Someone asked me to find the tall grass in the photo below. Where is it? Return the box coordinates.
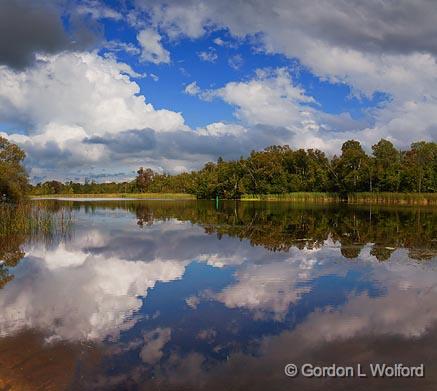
[31,193,196,200]
[347,192,437,205]
[241,192,437,205]
[0,202,73,237]
[241,192,340,203]
[29,192,437,205]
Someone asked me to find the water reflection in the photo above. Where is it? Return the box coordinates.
[0,235,25,289]
[0,200,436,390]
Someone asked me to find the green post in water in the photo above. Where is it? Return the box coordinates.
[216,194,219,209]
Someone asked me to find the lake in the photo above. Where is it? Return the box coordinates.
[1,200,437,390]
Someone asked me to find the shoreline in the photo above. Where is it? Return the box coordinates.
[241,192,437,205]
[30,193,196,200]
[29,192,437,205]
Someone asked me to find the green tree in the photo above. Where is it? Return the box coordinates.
[372,139,402,192]
[243,147,288,194]
[193,162,221,199]
[334,140,371,192]
[0,136,28,202]
[402,141,437,192]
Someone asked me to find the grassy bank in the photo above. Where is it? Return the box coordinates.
[31,193,196,200]
[29,192,437,205]
[241,192,437,205]
[241,192,340,203]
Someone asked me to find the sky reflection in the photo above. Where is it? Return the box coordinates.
[0,201,436,390]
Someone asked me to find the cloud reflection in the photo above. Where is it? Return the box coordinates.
[1,204,437,390]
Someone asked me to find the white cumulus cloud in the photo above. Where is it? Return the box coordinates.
[137,29,171,64]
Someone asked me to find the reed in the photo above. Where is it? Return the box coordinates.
[0,202,73,237]
[241,192,437,205]
[29,192,437,205]
[31,193,196,200]
[347,192,437,205]
[241,192,340,203]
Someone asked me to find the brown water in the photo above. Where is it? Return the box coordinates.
[0,200,437,390]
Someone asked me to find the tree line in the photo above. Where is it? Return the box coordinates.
[25,138,437,199]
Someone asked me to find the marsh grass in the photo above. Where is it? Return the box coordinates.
[241,192,340,203]
[0,202,73,237]
[241,192,437,205]
[0,202,73,290]
[31,193,196,200]
[29,192,437,205]
[347,192,437,205]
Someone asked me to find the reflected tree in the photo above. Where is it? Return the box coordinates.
[108,200,437,261]
[0,235,25,289]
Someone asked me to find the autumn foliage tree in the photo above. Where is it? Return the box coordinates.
[136,167,155,192]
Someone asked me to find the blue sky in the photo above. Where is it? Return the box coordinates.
[100,18,383,128]
[0,0,436,181]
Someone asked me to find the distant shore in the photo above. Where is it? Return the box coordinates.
[29,192,437,205]
[30,193,196,200]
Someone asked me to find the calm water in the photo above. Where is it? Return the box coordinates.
[1,200,437,390]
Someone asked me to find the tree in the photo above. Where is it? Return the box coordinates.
[136,167,155,192]
[243,147,289,194]
[25,138,437,199]
[334,140,371,192]
[372,139,401,192]
[402,142,437,192]
[0,136,28,202]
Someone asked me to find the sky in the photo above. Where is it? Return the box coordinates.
[0,0,436,183]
